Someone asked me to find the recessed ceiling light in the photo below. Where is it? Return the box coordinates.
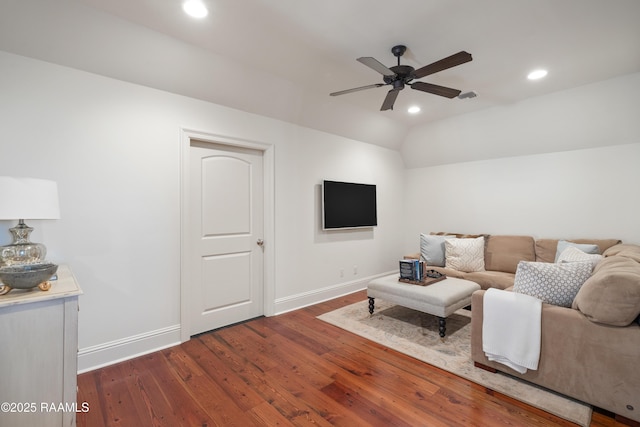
[408,106,421,114]
[183,0,208,18]
[527,69,548,80]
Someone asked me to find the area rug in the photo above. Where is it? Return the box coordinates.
[318,300,592,427]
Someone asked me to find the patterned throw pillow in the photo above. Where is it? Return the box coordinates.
[513,261,593,307]
[557,246,603,269]
[554,240,599,262]
[445,236,485,272]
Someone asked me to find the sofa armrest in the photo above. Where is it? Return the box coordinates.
[471,289,640,422]
[404,252,420,260]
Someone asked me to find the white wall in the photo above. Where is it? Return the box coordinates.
[403,143,640,250]
[273,128,405,312]
[0,51,405,371]
[402,71,640,252]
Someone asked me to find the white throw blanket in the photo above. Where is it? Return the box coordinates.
[482,288,542,374]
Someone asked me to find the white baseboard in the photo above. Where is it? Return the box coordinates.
[78,271,395,373]
[77,324,181,374]
[273,270,395,315]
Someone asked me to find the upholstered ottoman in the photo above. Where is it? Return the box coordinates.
[367,273,481,337]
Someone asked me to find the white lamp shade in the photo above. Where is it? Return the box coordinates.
[0,177,60,220]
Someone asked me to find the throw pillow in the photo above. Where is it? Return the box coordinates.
[554,240,599,262]
[557,246,603,269]
[513,261,593,307]
[603,243,640,263]
[445,236,485,273]
[420,234,452,267]
[572,256,640,326]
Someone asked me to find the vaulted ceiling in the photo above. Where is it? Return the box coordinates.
[1,0,639,150]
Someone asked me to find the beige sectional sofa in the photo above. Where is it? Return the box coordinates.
[408,233,640,424]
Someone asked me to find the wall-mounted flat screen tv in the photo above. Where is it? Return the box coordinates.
[322,180,377,230]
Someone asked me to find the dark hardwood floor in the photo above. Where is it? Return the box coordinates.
[77,290,627,427]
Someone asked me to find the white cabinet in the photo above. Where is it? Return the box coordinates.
[0,265,82,427]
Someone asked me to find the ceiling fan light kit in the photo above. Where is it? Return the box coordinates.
[330,45,473,111]
[458,90,478,99]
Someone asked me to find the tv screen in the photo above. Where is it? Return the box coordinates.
[322,180,377,230]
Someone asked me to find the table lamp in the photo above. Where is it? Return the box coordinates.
[0,177,60,266]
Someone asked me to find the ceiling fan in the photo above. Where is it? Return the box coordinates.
[330,45,472,111]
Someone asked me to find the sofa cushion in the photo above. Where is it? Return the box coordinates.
[445,237,485,273]
[484,235,535,273]
[513,261,593,307]
[419,233,453,267]
[557,246,603,269]
[572,254,640,326]
[463,270,516,290]
[535,239,560,263]
[574,238,621,254]
[535,238,622,263]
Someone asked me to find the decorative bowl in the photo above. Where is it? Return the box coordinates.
[0,263,58,290]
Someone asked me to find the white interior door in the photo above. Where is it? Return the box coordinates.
[188,140,264,336]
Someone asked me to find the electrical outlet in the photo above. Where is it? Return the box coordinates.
[353,265,358,275]
[340,269,344,278]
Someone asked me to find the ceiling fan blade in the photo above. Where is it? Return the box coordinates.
[357,57,396,77]
[381,89,401,111]
[411,82,461,98]
[413,51,472,79]
[330,83,385,96]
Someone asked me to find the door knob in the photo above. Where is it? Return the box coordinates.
[257,239,264,247]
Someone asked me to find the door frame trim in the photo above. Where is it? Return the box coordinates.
[179,128,275,342]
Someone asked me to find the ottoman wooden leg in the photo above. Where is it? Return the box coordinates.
[438,317,446,337]
[368,297,375,315]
